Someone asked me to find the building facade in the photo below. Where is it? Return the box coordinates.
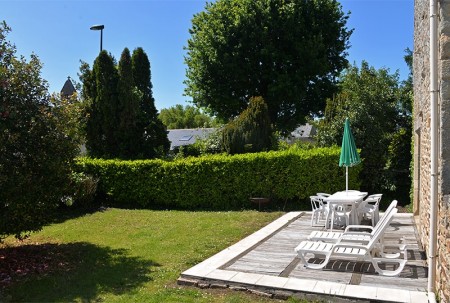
[414,0,450,301]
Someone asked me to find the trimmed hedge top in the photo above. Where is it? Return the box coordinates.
[75,147,361,210]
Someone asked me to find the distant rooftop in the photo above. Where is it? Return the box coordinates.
[167,128,216,150]
[167,124,316,150]
[287,123,316,143]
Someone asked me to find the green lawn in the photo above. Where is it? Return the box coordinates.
[0,209,310,302]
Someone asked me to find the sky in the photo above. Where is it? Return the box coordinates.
[1,0,413,111]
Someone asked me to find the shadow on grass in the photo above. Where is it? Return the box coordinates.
[0,242,159,302]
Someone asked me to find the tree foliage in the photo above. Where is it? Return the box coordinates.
[84,50,121,158]
[185,0,352,133]
[80,47,169,159]
[159,104,218,129]
[222,96,273,154]
[385,48,413,202]
[316,61,412,203]
[50,89,87,150]
[131,48,170,158]
[0,21,77,239]
[117,48,141,158]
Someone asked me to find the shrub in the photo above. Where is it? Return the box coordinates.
[0,22,78,240]
[63,172,99,207]
[222,96,272,154]
[74,147,361,210]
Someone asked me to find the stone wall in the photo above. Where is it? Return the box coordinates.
[414,0,431,248]
[414,0,450,302]
[438,2,450,300]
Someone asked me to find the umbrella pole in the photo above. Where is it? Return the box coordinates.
[346,166,348,192]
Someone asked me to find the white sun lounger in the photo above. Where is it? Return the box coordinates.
[308,200,398,244]
[295,208,408,276]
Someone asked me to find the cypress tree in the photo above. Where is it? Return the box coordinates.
[117,47,140,158]
[131,47,169,158]
[83,62,102,157]
[86,51,120,158]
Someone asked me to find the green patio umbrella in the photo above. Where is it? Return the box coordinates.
[339,118,361,192]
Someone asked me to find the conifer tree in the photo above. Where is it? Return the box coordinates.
[222,96,272,154]
[117,48,140,158]
[82,48,169,159]
[131,47,169,157]
[85,50,120,158]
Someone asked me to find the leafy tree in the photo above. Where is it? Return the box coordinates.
[185,0,352,133]
[131,47,170,158]
[0,21,77,239]
[50,77,90,152]
[316,61,410,201]
[222,96,272,154]
[384,49,413,203]
[159,104,218,129]
[50,91,86,149]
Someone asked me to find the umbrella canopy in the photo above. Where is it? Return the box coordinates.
[339,118,361,191]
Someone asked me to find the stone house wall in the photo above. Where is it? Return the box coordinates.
[414,0,450,301]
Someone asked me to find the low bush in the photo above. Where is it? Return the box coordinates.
[62,172,99,208]
[75,147,361,210]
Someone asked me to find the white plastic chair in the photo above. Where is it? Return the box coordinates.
[315,193,331,227]
[329,203,352,231]
[310,196,328,227]
[359,194,383,226]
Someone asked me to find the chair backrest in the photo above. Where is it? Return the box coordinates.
[317,193,331,197]
[365,194,382,206]
[367,207,398,249]
[310,196,324,211]
[369,200,397,235]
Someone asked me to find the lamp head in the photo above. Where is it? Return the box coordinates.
[90,24,104,31]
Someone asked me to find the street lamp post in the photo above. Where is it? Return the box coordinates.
[90,24,105,52]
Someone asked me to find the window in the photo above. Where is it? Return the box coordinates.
[179,135,193,141]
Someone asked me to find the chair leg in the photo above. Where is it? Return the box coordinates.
[330,211,336,232]
[370,245,408,276]
[325,210,331,229]
[299,252,331,270]
[374,210,380,225]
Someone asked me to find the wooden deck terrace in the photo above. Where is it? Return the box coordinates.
[178,212,430,303]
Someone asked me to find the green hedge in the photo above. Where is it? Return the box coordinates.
[75,147,362,210]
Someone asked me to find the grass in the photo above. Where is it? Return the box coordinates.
[0,208,312,302]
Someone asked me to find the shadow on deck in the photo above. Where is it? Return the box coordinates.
[178,212,430,303]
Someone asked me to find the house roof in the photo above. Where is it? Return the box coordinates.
[167,128,216,150]
[288,123,316,141]
[61,77,76,97]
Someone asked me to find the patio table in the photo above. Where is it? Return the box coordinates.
[323,191,368,231]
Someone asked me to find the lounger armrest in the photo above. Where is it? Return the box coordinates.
[383,243,408,251]
[344,225,374,233]
[380,244,409,259]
